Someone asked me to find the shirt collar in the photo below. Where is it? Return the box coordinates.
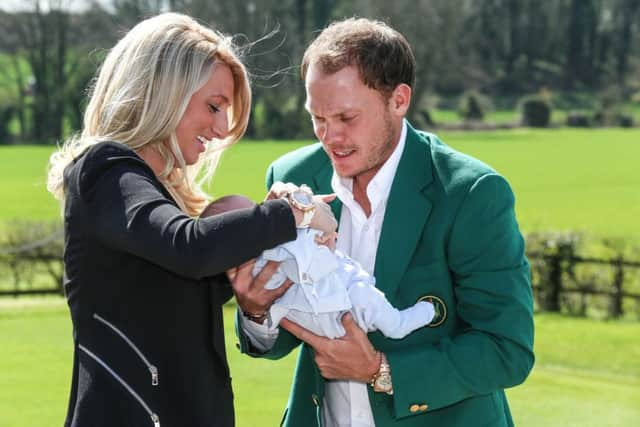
[331,119,407,210]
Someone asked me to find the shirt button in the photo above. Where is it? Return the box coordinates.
[419,404,428,412]
[409,404,420,413]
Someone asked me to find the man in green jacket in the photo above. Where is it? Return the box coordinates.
[236,17,534,427]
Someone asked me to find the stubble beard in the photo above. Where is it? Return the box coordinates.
[350,109,396,182]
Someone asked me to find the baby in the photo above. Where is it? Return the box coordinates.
[202,195,436,339]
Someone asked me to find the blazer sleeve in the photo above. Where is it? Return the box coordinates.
[389,173,535,417]
[71,145,297,280]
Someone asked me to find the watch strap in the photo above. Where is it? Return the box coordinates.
[298,207,315,228]
[370,352,393,394]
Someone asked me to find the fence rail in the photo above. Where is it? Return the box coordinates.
[2,227,640,320]
[528,251,640,318]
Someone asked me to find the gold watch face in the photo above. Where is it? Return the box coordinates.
[375,372,393,392]
[290,190,314,210]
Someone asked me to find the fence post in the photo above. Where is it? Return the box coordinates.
[609,256,624,319]
[543,253,562,312]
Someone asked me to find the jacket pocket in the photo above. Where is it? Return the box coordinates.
[93,313,159,386]
[78,343,160,427]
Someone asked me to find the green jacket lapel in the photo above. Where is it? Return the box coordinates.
[374,124,434,298]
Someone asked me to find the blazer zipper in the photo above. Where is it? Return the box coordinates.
[93,313,159,386]
[78,344,160,427]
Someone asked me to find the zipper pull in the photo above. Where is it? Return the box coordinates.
[151,413,160,427]
[150,366,159,386]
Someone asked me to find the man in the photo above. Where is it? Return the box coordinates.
[235,17,534,427]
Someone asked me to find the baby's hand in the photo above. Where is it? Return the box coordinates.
[314,231,338,251]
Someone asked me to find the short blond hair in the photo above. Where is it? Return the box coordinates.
[47,12,251,216]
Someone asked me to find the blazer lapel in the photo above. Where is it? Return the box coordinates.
[374,124,434,298]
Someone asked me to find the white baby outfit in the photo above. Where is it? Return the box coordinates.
[253,228,434,339]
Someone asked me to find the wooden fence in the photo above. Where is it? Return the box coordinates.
[1,227,640,319]
[529,252,640,319]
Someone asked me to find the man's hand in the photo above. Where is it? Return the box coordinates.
[280,313,380,382]
[231,260,293,323]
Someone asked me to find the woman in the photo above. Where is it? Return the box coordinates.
[47,13,332,427]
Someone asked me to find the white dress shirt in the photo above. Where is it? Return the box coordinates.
[321,121,407,427]
[242,120,409,426]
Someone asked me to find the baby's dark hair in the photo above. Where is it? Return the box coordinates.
[200,195,256,218]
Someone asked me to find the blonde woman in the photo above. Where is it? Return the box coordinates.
[47,13,333,427]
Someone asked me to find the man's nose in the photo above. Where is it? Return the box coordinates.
[320,122,343,144]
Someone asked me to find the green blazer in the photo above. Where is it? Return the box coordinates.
[237,122,534,427]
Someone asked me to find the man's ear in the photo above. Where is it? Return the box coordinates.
[389,83,412,117]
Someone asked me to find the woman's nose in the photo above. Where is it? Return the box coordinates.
[213,111,230,139]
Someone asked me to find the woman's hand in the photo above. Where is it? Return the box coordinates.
[265,181,338,232]
[309,196,338,233]
[230,259,293,323]
[265,181,299,200]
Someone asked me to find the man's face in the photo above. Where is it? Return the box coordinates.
[305,65,408,186]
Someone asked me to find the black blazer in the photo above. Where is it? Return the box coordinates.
[62,142,296,427]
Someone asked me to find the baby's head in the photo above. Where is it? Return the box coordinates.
[202,194,338,252]
[200,195,256,218]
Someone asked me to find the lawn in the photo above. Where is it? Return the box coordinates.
[2,129,638,239]
[0,298,638,427]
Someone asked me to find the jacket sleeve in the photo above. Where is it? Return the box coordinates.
[389,173,535,418]
[73,147,297,280]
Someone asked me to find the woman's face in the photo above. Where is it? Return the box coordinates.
[175,63,235,165]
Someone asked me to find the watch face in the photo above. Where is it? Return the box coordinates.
[376,373,392,392]
[292,190,313,207]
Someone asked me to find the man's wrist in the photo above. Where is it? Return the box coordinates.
[370,352,393,395]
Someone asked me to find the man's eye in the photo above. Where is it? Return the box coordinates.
[208,104,220,113]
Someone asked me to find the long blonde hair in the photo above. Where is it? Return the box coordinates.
[47,13,251,216]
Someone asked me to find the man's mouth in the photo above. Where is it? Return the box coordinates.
[332,149,355,158]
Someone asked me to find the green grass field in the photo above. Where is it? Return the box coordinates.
[1,298,638,427]
[2,129,638,239]
[1,129,639,426]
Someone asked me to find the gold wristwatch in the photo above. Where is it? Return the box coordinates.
[370,352,393,395]
[286,184,316,228]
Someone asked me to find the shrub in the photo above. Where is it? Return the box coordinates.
[592,110,635,128]
[457,90,492,121]
[566,112,591,127]
[0,221,63,295]
[519,94,552,127]
[618,114,635,128]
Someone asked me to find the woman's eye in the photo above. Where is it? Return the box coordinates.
[208,104,220,113]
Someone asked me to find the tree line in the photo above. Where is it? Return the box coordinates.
[1,0,639,143]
